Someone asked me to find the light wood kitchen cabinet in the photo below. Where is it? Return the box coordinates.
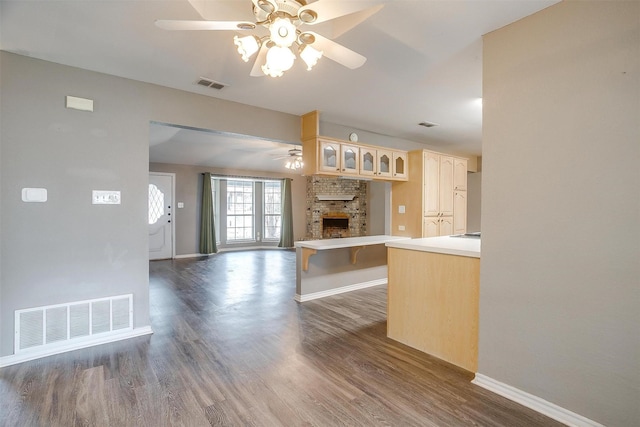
[392,152,408,180]
[392,149,469,237]
[453,191,467,235]
[317,139,360,175]
[454,157,468,191]
[423,215,453,237]
[303,136,408,181]
[300,110,407,182]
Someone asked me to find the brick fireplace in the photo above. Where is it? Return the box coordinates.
[305,176,368,240]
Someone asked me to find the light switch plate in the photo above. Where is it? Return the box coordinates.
[398,205,406,214]
[92,190,121,205]
[177,202,184,208]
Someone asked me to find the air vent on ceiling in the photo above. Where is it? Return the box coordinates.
[196,77,226,90]
[419,121,439,128]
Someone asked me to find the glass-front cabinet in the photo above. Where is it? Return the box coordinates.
[319,140,341,173]
[360,147,376,176]
[340,144,359,175]
[311,138,407,181]
[377,150,393,178]
[393,152,408,179]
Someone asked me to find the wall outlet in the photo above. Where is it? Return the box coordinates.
[177,202,184,208]
[398,225,405,231]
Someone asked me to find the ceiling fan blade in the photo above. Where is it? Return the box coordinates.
[306,32,366,69]
[155,20,253,31]
[320,4,385,38]
[298,1,383,25]
[188,0,255,21]
[250,44,269,77]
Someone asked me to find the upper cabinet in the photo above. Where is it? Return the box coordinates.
[454,158,468,191]
[300,111,408,182]
[318,140,360,175]
[358,147,406,180]
[392,149,469,238]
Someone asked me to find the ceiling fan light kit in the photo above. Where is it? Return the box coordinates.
[156,0,383,78]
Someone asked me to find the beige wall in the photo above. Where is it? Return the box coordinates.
[481,2,639,426]
[149,163,306,255]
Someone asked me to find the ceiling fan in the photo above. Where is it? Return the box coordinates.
[155,0,384,77]
[273,147,304,169]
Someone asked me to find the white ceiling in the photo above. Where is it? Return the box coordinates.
[1,0,559,171]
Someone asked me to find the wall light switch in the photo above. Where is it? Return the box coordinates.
[92,190,121,205]
[22,188,47,202]
[398,225,406,231]
[398,205,406,214]
[177,202,184,208]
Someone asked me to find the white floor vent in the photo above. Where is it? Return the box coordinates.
[15,294,133,353]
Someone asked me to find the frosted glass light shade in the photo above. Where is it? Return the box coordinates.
[262,45,295,77]
[300,44,323,70]
[233,35,260,62]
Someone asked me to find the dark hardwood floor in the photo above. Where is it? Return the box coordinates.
[1,250,562,426]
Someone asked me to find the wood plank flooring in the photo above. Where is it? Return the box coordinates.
[0,250,563,426]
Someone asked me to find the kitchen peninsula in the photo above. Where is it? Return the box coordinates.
[295,235,407,302]
[385,235,481,372]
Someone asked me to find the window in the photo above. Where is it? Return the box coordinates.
[263,181,282,240]
[226,180,254,241]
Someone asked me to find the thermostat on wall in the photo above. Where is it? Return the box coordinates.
[22,188,48,202]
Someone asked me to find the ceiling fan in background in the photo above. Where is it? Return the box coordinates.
[272,147,304,170]
[156,0,384,77]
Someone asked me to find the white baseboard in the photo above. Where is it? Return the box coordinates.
[0,326,154,368]
[472,374,604,427]
[173,246,289,259]
[295,279,387,302]
[173,253,204,259]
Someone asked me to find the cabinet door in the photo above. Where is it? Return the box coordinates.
[360,147,376,176]
[440,216,454,236]
[376,149,392,178]
[453,191,467,235]
[392,152,408,180]
[340,143,359,175]
[423,152,440,217]
[319,140,341,173]
[454,158,468,191]
[423,217,440,237]
[439,156,454,217]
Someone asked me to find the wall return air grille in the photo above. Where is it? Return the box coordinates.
[15,294,133,353]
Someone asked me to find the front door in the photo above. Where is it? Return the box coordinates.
[149,173,174,260]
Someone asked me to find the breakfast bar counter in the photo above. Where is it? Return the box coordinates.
[385,235,481,372]
[294,235,407,302]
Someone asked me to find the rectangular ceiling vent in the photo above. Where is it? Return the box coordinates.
[419,121,439,128]
[196,77,226,90]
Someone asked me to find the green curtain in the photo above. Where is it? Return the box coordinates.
[199,173,218,254]
[278,178,294,248]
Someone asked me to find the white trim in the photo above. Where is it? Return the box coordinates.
[472,374,604,427]
[173,253,206,259]
[295,279,387,302]
[172,246,289,259]
[0,326,153,368]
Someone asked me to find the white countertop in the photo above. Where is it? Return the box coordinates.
[295,235,409,250]
[385,235,481,258]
